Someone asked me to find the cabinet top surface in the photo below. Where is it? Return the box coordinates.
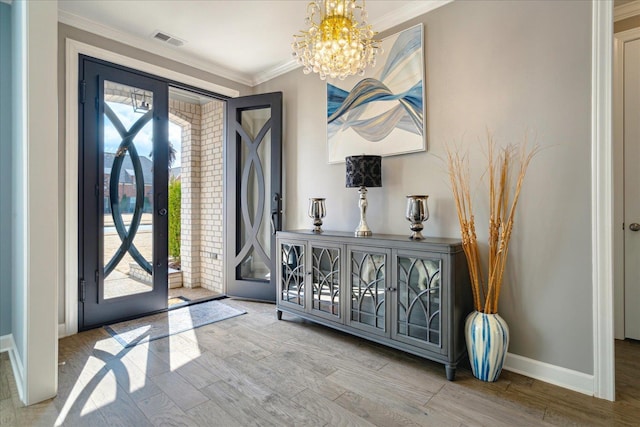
[278,230,463,251]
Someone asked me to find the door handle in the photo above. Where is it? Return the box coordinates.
[271,211,277,235]
[271,212,278,234]
[271,193,281,235]
[630,223,640,232]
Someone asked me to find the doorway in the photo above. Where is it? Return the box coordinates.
[77,57,230,330]
[622,37,640,341]
[613,18,640,404]
[165,87,227,302]
[614,28,640,341]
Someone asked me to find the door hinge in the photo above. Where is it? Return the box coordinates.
[95,269,99,283]
[79,80,86,104]
[95,184,100,197]
[79,279,86,302]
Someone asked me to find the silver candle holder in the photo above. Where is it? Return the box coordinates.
[406,195,429,240]
[308,198,326,233]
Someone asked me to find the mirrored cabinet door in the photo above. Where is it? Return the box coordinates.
[393,253,445,353]
[310,244,342,322]
[347,247,389,336]
[279,241,306,310]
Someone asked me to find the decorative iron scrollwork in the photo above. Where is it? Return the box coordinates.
[234,119,272,272]
[104,103,153,277]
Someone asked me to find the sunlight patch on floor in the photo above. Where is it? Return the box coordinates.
[54,356,109,426]
[88,370,118,410]
[54,379,90,426]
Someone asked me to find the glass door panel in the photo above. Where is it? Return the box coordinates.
[279,242,305,307]
[396,256,442,347]
[237,108,271,281]
[348,248,388,335]
[311,245,341,320]
[102,81,155,299]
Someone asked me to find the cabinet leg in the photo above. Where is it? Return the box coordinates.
[276,309,283,320]
[445,364,456,381]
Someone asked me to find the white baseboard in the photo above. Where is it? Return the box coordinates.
[504,352,594,396]
[0,334,12,353]
[0,334,25,402]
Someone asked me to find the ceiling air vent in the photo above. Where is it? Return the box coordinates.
[152,31,185,47]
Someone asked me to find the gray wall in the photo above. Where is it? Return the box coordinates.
[57,24,253,325]
[0,2,12,338]
[255,0,593,374]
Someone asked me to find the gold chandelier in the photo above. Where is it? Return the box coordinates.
[292,0,381,80]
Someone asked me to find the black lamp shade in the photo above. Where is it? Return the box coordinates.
[345,155,382,188]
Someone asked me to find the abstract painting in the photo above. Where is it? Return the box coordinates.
[327,24,425,163]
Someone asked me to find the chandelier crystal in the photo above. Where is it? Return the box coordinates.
[292,0,381,80]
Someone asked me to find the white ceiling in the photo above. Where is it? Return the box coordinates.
[58,1,451,87]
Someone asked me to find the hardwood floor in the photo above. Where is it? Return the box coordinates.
[1,300,639,426]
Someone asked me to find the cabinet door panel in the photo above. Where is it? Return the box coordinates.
[310,244,342,322]
[393,251,447,354]
[347,246,389,336]
[278,239,306,311]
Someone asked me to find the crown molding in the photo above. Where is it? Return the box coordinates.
[614,0,640,21]
[252,59,301,86]
[58,9,254,87]
[371,0,454,32]
[254,0,453,86]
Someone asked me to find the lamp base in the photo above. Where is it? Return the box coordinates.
[355,186,372,237]
[355,228,372,237]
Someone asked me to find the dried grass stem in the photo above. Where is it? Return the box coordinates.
[447,134,537,314]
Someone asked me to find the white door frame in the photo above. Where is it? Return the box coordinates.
[613,27,640,341]
[63,38,239,337]
[591,0,615,401]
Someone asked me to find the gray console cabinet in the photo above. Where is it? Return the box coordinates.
[276,230,473,380]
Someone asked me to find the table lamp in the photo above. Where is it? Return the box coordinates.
[345,155,382,237]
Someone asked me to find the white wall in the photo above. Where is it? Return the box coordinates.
[255,0,594,374]
[11,0,59,405]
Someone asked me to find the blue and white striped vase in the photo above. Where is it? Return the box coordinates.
[465,311,510,382]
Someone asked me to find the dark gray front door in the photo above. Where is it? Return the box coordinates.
[225,92,283,301]
[79,56,169,330]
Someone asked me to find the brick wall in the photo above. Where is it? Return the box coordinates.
[199,100,225,293]
[169,100,202,289]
